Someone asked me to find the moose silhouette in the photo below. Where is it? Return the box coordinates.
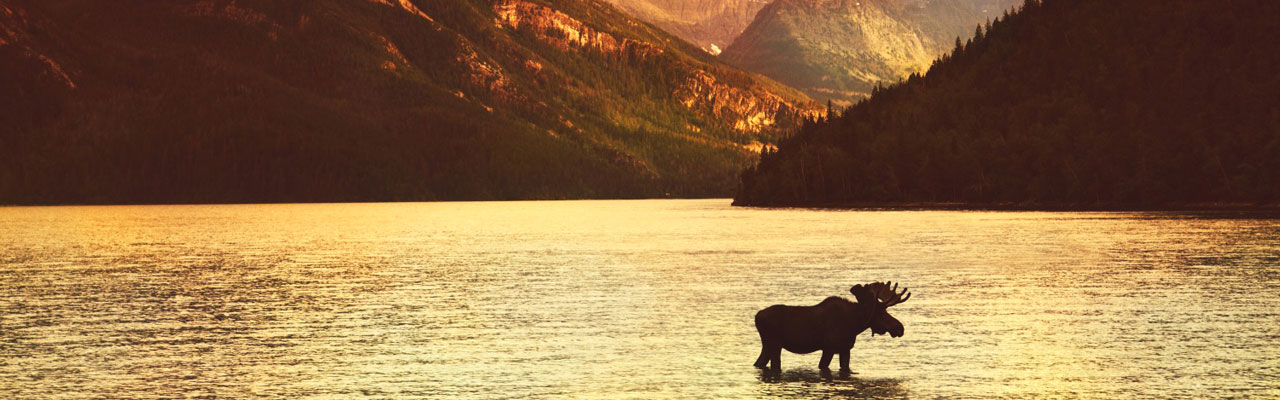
[753,281,911,374]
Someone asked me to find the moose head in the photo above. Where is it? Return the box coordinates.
[850,281,911,338]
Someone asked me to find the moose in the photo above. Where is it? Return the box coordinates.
[753,281,911,374]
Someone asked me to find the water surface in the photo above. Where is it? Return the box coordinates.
[1,200,1278,398]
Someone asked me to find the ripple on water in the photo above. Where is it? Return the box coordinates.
[1,200,1278,398]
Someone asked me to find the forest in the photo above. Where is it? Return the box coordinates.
[736,0,1280,208]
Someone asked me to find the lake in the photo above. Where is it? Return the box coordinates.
[1,199,1278,398]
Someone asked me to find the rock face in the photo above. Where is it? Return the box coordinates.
[489,0,817,134]
[603,0,769,54]
[0,0,819,204]
[722,0,1019,104]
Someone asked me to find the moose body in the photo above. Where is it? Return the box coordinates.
[753,282,910,373]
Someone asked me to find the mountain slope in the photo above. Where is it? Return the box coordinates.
[735,0,1280,208]
[603,0,768,55]
[0,0,819,204]
[722,0,1017,104]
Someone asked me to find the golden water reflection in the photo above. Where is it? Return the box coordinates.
[1,200,1278,398]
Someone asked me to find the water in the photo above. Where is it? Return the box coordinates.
[1,200,1278,399]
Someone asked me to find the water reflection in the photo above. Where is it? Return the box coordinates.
[0,200,1278,398]
[758,369,906,399]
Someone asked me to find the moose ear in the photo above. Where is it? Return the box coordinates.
[849,284,876,304]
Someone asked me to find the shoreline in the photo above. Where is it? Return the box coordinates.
[4,198,1280,213]
[729,201,1280,213]
[0,197,726,207]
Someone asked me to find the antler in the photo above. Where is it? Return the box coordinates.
[867,281,911,307]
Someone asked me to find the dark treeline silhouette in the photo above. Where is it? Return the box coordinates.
[1,0,814,204]
[735,0,1280,208]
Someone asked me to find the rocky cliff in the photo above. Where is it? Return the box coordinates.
[490,0,817,134]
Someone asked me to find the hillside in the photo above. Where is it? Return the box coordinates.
[0,0,819,204]
[722,0,1017,104]
[603,0,768,55]
[735,0,1280,208]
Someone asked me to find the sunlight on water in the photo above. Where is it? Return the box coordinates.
[1,200,1278,398]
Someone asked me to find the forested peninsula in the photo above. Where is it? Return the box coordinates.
[735,0,1280,209]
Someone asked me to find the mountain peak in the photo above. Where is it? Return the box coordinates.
[603,0,770,54]
[723,0,1018,104]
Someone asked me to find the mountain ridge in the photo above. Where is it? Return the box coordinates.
[723,0,1017,104]
[0,0,820,204]
[603,0,769,55]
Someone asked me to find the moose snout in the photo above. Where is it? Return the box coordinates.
[876,313,905,338]
[885,318,904,338]
[889,326,904,338]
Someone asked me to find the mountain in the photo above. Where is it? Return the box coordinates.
[603,0,769,55]
[735,0,1280,208]
[722,0,1018,104]
[0,0,819,204]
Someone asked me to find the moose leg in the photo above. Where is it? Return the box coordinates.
[767,345,782,373]
[818,351,834,371]
[838,350,851,373]
[754,346,769,369]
